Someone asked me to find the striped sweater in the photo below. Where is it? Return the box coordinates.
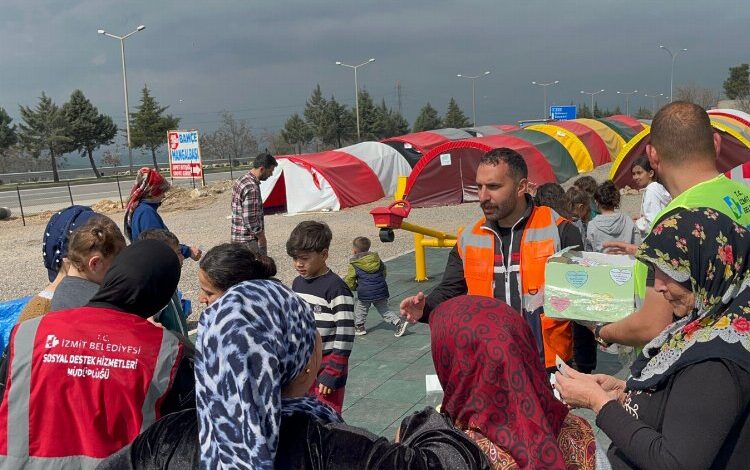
[292,270,355,390]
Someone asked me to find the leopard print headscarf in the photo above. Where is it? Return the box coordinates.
[195,279,324,469]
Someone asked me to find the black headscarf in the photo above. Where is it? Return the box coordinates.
[88,239,181,318]
[629,207,750,390]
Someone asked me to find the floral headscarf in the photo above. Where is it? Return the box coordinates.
[124,167,170,241]
[629,207,750,390]
[431,296,569,470]
[195,280,340,470]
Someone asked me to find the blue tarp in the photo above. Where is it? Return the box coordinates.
[0,297,31,352]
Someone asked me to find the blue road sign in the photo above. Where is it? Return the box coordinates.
[550,105,577,120]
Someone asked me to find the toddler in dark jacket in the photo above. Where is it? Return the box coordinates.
[345,237,408,337]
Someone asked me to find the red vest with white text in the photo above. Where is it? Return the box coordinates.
[0,307,182,469]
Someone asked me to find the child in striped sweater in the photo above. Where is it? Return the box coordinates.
[287,221,355,414]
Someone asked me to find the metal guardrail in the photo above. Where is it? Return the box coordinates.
[0,157,252,184]
[0,158,251,226]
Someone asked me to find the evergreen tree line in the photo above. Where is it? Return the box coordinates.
[281,85,474,153]
[0,86,178,181]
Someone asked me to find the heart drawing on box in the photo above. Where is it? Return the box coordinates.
[610,268,632,286]
[549,296,571,312]
[565,271,588,288]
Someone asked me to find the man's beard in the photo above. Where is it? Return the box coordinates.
[481,199,515,222]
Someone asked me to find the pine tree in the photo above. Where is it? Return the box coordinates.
[593,102,602,118]
[354,89,380,141]
[577,103,592,118]
[0,107,17,152]
[373,99,410,139]
[723,64,750,100]
[612,105,622,116]
[18,92,71,182]
[281,113,313,154]
[322,96,356,148]
[303,84,328,150]
[412,102,442,132]
[62,90,117,178]
[443,98,471,128]
[130,86,180,170]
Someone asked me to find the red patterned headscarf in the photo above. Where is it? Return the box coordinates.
[431,295,569,470]
[124,167,170,241]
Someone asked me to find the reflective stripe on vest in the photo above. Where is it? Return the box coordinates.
[634,175,750,307]
[1,312,181,469]
[457,206,573,367]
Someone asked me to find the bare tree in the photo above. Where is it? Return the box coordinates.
[201,112,258,166]
[259,128,295,156]
[675,83,719,110]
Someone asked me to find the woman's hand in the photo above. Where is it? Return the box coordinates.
[602,241,637,255]
[555,368,616,414]
[592,374,626,403]
[190,246,202,261]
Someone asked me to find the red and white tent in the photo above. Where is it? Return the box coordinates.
[261,142,412,214]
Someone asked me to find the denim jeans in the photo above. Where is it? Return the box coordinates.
[354,298,400,326]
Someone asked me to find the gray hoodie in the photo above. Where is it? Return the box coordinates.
[586,212,640,252]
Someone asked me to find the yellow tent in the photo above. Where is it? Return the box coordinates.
[574,118,626,161]
[527,124,594,172]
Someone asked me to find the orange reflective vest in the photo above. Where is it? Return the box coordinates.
[457,206,573,368]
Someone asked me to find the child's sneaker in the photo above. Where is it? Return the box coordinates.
[394,320,408,337]
[354,325,367,336]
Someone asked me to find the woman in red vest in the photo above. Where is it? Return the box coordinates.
[0,239,194,469]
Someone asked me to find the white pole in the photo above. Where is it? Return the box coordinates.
[119,39,133,174]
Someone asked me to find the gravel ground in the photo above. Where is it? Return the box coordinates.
[0,163,641,311]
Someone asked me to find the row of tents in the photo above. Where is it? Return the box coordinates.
[261,112,750,214]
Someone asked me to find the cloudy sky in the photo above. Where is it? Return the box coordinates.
[1,0,748,142]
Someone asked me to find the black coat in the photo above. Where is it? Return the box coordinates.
[97,407,489,470]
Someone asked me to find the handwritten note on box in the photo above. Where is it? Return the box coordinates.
[544,249,635,323]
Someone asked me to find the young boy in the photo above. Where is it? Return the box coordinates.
[345,236,408,337]
[287,221,354,414]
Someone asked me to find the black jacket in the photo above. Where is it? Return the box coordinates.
[97,407,490,470]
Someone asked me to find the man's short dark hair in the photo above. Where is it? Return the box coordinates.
[479,148,528,181]
[573,175,598,195]
[252,153,277,169]
[138,228,180,248]
[593,180,621,210]
[353,236,371,253]
[651,101,715,164]
[286,221,332,256]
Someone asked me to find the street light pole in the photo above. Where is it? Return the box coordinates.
[457,71,491,126]
[98,25,146,174]
[532,80,559,119]
[643,92,664,117]
[580,89,605,117]
[335,58,375,141]
[659,45,688,103]
[616,89,638,116]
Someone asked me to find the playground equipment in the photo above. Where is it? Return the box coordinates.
[370,199,457,281]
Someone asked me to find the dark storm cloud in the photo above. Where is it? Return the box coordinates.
[1,0,749,135]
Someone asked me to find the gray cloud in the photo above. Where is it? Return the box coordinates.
[1,0,748,139]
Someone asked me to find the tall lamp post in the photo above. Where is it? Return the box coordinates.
[531,80,559,119]
[98,25,146,175]
[643,92,665,117]
[457,71,491,126]
[580,89,605,117]
[335,58,375,141]
[616,89,638,116]
[659,45,688,103]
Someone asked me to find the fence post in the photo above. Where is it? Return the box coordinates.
[16,185,25,226]
[229,155,234,179]
[66,181,74,206]
[191,174,196,189]
[116,175,124,209]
